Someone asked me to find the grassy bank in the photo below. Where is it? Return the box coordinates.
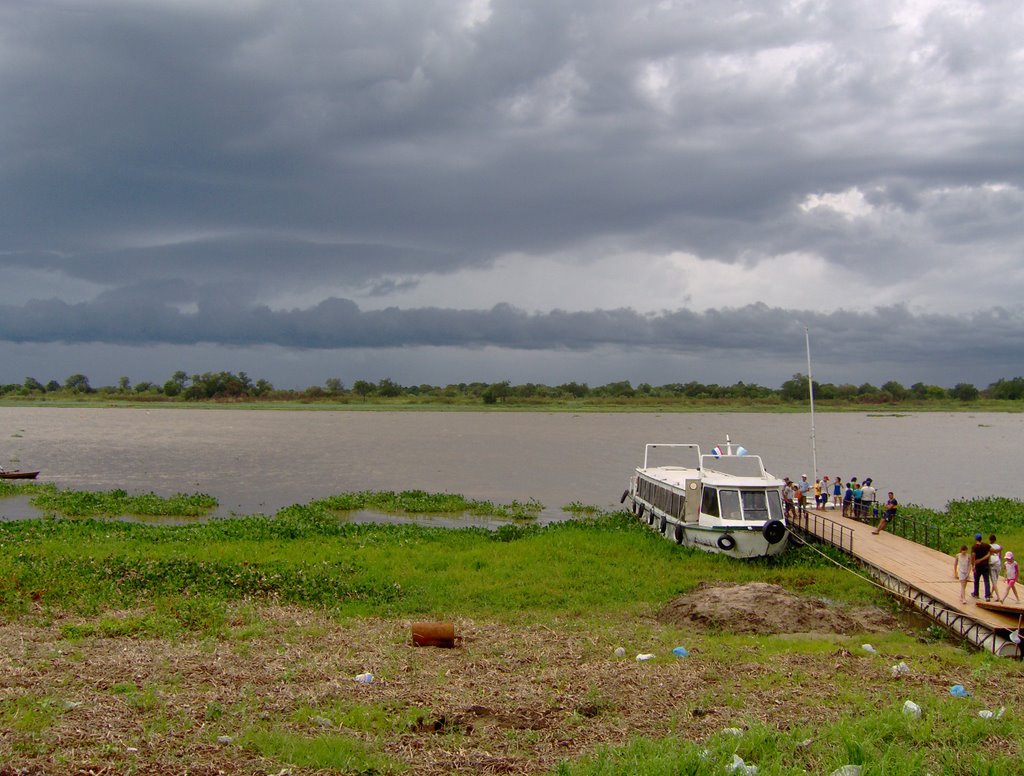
[3,394,1024,412]
[1,493,1023,774]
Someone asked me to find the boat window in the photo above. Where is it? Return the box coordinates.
[719,489,742,520]
[740,490,773,521]
[700,486,719,517]
[737,491,782,522]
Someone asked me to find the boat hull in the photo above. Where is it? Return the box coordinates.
[630,496,789,559]
[0,470,40,480]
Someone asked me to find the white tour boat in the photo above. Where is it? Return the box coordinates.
[622,438,788,558]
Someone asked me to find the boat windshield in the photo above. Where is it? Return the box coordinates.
[715,489,783,522]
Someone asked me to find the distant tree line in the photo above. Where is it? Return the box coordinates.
[3,371,1024,405]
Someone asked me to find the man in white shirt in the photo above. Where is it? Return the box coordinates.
[861,479,877,519]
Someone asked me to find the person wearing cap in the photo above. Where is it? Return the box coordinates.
[1000,551,1019,603]
[988,534,1002,593]
[782,481,795,519]
[971,533,993,601]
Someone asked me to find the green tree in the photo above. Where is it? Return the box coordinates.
[881,380,908,401]
[987,377,1024,400]
[780,373,809,402]
[950,382,979,402]
[324,377,344,394]
[557,381,589,398]
[117,376,131,393]
[352,380,374,398]
[594,380,635,397]
[377,377,403,397]
[481,380,511,404]
[23,377,45,393]
[64,374,92,393]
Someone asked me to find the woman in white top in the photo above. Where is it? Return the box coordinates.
[988,534,1002,592]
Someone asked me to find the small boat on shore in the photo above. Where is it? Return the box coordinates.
[622,438,788,558]
[0,470,40,480]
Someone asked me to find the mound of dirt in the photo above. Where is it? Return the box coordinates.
[657,581,898,635]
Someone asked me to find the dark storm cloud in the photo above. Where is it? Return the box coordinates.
[2,295,1022,375]
[0,0,1022,384]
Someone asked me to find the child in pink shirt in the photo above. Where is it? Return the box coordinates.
[1001,551,1019,603]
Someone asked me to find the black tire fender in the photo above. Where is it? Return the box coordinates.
[659,516,667,534]
[620,490,629,504]
[717,534,737,551]
[763,519,786,545]
[673,524,684,544]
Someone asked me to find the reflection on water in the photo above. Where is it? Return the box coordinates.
[0,408,1021,523]
[0,495,37,521]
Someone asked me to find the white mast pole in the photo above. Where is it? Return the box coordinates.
[804,326,818,482]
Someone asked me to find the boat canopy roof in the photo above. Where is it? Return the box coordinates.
[637,442,783,489]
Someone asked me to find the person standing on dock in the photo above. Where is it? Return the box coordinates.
[989,534,1002,594]
[954,545,971,604]
[861,479,877,519]
[971,533,993,601]
[832,476,843,510]
[796,484,808,517]
[799,474,811,503]
[852,481,864,519]
[1001,551,1019,603]
[783,481,795,520]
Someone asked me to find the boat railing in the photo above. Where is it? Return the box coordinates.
[643,443,701,469]
[790,510,854,555]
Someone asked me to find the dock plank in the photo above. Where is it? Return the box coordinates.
[801,508,1022,632]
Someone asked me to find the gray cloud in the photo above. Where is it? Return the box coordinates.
[1,0,1022,385]
[1,295,1021,375]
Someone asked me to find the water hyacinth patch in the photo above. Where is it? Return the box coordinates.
[28,485,218,517]
[315,489,543,519]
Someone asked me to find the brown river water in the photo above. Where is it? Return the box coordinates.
[1,407,1021,522]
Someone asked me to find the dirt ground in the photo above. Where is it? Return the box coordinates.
[657,582,901,635]
[0,584,1010,775]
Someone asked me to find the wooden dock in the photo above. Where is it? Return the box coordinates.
[791,507,1023,657]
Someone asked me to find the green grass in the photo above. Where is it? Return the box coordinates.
[0,506,893,624]
[0,694,64,735]
[900,496,1024,554]
[555,704,1021,775]
[2,489,1024,773]
[234,727,403,773]
[3,394,1024,413]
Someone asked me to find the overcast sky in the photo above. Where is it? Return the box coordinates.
[1,0,1022,390]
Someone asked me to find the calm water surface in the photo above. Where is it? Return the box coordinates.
[1,408,1020,520]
